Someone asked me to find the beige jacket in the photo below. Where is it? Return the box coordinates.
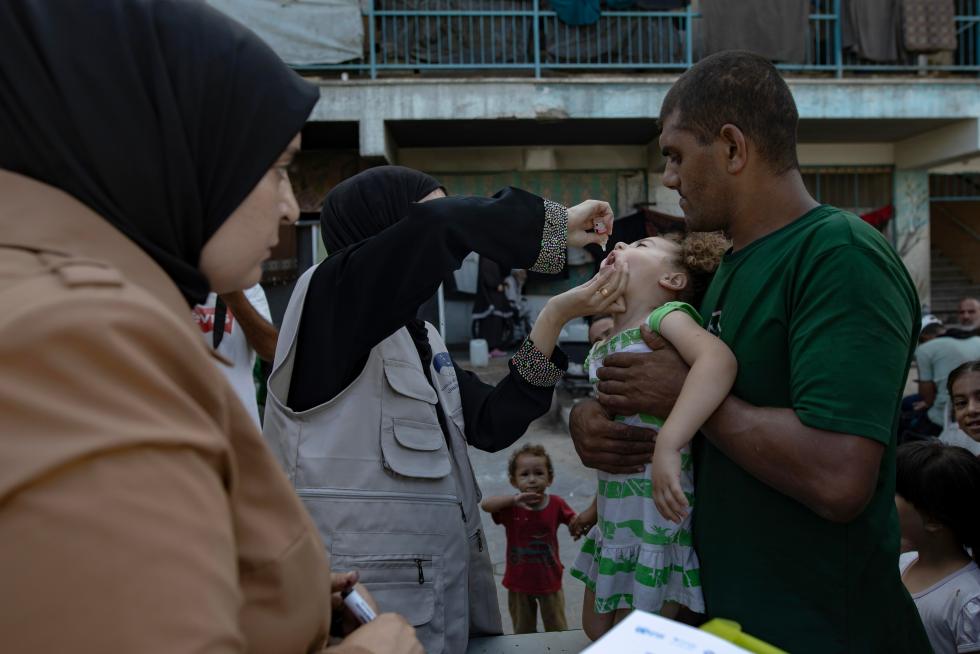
[0,170,367,654]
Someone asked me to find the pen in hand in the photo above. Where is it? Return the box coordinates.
[341,586,377,624]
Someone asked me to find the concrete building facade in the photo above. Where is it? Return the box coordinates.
[239,2,980,337]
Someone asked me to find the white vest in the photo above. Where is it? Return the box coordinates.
[263,264,501,654]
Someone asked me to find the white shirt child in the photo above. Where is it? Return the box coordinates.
[900,552,980,654]
[192,283,271,427]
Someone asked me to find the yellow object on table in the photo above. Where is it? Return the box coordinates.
[700,619,789,654]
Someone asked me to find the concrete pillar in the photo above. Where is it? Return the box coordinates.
[892,169,931,311]
[358,118,395,163]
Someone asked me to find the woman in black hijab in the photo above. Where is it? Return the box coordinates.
[284,165,610,446]
[263,165,616,652]
[0,1,417,652]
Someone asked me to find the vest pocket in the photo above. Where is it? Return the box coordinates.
[382,360,440,422]
[381,359,451,479]
[383,359,438,404]
[380,418,452,479]
[331,553,444,653]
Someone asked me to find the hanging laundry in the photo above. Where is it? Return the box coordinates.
[547,0,602,26]
[543,7,684,64]
[381,0,533,65]
[700,0,809,64]
[902,0,957,53]
[841,0,904,62]
[545,1,688,29]
[634,0,687,8]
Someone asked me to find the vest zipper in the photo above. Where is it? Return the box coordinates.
[458,501,466,522]
[296,487,459,505]
[415,558,425,584]
[476,529,483,552]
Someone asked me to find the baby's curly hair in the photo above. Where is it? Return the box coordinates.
[507,443,554,483]
[664,231,730,307]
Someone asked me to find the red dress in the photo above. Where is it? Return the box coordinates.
[492,495,576,594]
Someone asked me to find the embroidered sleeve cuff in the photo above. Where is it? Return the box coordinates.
[510,338,565,387]
[529,200,568,274]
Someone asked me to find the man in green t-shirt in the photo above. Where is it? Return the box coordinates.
[569,51,931,653]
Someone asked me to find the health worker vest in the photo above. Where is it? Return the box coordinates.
[263,264,501,654]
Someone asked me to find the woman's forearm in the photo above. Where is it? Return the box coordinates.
[527,302,569,359]
[290,188,561,410]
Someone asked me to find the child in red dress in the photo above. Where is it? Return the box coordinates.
[481,444,581,633]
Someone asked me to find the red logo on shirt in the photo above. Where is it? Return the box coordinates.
[192,306,234,334]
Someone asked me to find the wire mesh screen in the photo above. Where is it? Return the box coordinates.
[376,0,536,68]
[802,167,894,215]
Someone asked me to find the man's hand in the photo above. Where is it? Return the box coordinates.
[595,325,688,418]
[568,399,656,474]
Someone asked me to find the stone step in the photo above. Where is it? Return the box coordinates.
[929,244,977,319]
[933,277,972,287]
[932,259,966,269]
[932,292,977,302]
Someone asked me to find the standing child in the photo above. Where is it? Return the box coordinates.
[567,232,734,640]
[480,444,579,633]
[895,440,980,654]
[948,360,980,453]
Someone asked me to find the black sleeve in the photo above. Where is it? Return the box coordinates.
[287,187,547,412]
[453,346,568,453]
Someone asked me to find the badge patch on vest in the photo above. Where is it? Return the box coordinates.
[433,352,459,395]
[433,352,453,373]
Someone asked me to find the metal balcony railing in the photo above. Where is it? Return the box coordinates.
[292,0,980,78]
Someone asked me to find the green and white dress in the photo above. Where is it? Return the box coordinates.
[570,301,705,614]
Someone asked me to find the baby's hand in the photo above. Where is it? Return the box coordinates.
[548,260,628,322]
[568,513,593,540]
[514,492,543,509]
[651,449,688,524]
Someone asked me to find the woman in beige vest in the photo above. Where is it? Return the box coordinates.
[0,1,419,652]
[263,167,616,652]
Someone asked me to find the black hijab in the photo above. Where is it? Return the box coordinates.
[0,0,319,305]
[320,166,443,254]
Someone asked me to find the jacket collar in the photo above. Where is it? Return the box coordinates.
[0,169,191,320]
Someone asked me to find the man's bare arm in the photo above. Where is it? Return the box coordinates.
[219,291,278,362]
[917,380,937,408]
[700,396,883,523]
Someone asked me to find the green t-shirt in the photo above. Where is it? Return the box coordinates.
[695,205,930,653]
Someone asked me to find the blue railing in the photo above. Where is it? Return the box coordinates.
[292,0,980,78]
